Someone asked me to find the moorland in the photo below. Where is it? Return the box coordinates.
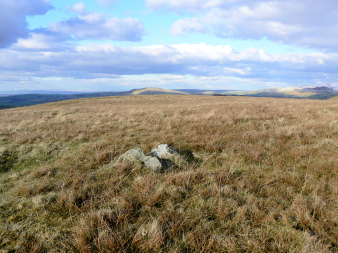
[0,95,338,252]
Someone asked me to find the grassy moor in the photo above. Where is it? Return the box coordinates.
[0,95,338,252]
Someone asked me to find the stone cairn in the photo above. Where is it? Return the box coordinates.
[117,144,192,172]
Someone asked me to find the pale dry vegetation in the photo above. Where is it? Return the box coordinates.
[0,95,337,252]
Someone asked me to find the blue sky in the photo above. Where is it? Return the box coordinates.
[0,0,337,92]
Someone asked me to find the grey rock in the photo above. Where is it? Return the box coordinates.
[143,156,163,172]
[117,148,146,164]
[158,158,173,171]
[118,148,165,172]
[117,144,191,172]
[150,144,177,160]
[151,144,188,167]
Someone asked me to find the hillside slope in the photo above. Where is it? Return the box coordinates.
[1,95,338,251]
[329,95,338,100]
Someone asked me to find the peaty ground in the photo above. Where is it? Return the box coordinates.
[0,95,338,252]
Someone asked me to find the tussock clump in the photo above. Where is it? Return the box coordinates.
[0,95,338,251]
[0,148,17,173]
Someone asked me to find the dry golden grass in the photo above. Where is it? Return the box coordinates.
[0,95,338,252]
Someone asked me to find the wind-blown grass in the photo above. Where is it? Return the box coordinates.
[0,95,337,252]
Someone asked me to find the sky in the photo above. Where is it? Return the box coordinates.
[0,0,338,92]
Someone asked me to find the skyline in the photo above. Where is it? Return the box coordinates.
[0,0,338,92]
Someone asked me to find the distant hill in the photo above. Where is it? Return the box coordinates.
[0,91,130,109]
[218,85,338,99]
[0,90,93,96]
[329,95,338,100]
[1,85,337,109]
[0,88,186,109]
[131,87,188,95]
[175,89,232,95]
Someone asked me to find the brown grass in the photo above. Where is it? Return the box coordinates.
[0,95,337,252]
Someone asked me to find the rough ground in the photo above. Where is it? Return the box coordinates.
[0,95,337,252]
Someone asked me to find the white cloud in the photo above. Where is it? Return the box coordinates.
[224,67,252,75]
[146,0,228,11]
[170,18,209,35]
[67,3,87,14]
[96,0,115,5]
[164,0,338,51]
[12,31,71,51]
[16,3,147,43]
[77,12,106,23]
[0,0,52,48]
[1,42,337,84]
[48,12,146,41]
[14,33,54,49]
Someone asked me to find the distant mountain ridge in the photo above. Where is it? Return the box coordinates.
[218,85,338,99]
[0,90,94,96]
[1,85,337,109]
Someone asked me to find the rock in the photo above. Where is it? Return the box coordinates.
[143,156,163,172]
[117,144,192,172]
[151,144,188,168]
[118,148,164,172]
[117,148,146,164]
[150,144,178,161]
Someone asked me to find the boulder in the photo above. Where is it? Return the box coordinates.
[143,156,163,172]
[117,148,164,172]
[117,148,146,164]
[151,144,188,168]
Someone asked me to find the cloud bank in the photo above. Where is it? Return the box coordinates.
[3,43,337,83]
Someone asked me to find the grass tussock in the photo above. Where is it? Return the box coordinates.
[0,95,338,252]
